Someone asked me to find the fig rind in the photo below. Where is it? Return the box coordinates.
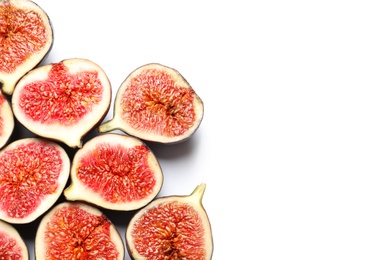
[99,63,204,144]
[0,137,70,224]
[126,183,214,260]
[0,91,14,149]
[64,133,164,211]
[11,58,112,148]
[0,0,54,95]
[0,219,29,259]
[35,201,125,260]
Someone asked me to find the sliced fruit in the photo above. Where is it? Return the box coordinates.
[0,137,70,224]
[0,220,29,259]
[64,133,163,211]
[0,91,14,149]
[35,201,124,259]
[126,183,214,260]
[11,58,112,148]
[99,63,204,144]
[0,0,53,95]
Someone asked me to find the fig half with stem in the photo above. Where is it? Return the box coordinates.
[12,58,112,148]
[0,219,29,259]
[0,137,70,224]
[126,183,214,259]
[0,91,14,149]
[64,133,163,211]
[35,201,125,259]
[99,63,204,144]
[0,0,53,95]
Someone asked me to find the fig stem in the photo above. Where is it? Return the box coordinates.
[98,119,118,133]
[189,183,206,204]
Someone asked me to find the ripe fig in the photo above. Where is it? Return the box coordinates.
[0,137,70,224]
[0,91,14,149]
[0,219,29,259]
[0,0,53,95]
[11,58,112,148]
[126,183,214,260]
[99,63,204,144]
[64,133,163,211]
[35,201,125,259]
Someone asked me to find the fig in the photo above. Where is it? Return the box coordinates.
[0,0,53,95]
[35,201,125,259]
[11,58,112,148]
[0,220,29,259]
[0,91,14,149]
[0,137,70,224]
[126,183,214,260]
[64,133,164,211]
[99,63,204,144]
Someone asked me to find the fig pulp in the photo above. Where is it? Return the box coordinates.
[64,133,164,211]
[0,91,14,149]
[11,58,112,148]
[0,0,53,95]
[0,137,70,224]
[35,201,125,260]
[126,183,214,260]
[0,219,29,259]
[99,63,204,144]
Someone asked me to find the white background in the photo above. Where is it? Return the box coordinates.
[8,0,367,259]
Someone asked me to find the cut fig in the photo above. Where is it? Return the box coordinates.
[99,63,204,144]
[0,137,70,224]
[0,91,14,149]
[35,201,125,259]
[0,0,53,95]
[64,133,163,211]
[126,183,214,260]
[11,58,112,148]
[0,219,29,259]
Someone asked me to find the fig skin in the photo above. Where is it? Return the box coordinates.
[0,0,54,95]
[126,183,214,260]
[99,63,204,144]
[0,220,29,259]
[0,91,14,149]
[35,201,125,260]
[11,58,112,148]
[0,137,70,224]
[64,133,164,211]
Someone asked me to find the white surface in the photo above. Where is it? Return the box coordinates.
[7,0,367,259]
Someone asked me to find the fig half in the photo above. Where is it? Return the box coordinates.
[0,0,53,95]
[0,219,29,259]
[0,91,14,149]
[64,133,163,211]
[99,63,204,144]
[126,183,214,259]
[12,58,112,148]
[35,201,125,259]
[0,137,70,224]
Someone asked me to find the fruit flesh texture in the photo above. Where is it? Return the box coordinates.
[75,142,157,203]
[0,230,25,259]
[41,203,121,259]
[130,200,207,259]
[121,67,197,138]
[18,62,103,125]
[0,140,64,220]
[0,93,5,136]
[0,1,49,74]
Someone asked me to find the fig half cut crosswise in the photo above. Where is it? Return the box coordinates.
[0,0,53,95]
[0,137,70,224]
[0,219,29,259]
[126,183,214,260]
[64,133,164,211]
[11,58,112,148]
[99,63,204,144]
[0,91,14,149]
[35,201,125,260]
